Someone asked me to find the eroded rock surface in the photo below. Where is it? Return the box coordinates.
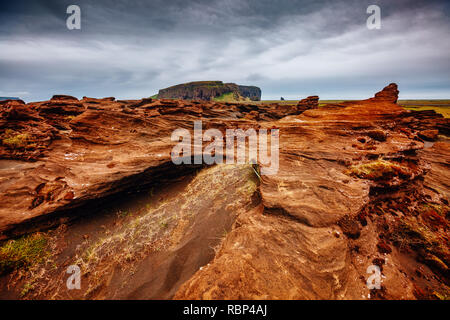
[175,83,450,300]
[0,83,449,300]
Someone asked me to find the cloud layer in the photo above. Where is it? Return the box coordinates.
[1,0,449,101]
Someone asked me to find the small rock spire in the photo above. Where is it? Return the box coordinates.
[373,83,399,103]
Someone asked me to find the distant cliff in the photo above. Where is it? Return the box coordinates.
[157,81,261,101]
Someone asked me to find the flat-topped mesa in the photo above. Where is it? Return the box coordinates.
[157,81,261,101]
[373,83,399,103]
[297,95,319,112]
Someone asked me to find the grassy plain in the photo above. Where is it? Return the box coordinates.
[259,99,450,118]
[398,100,450,118]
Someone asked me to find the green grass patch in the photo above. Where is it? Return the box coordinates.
[391,216,447,260]
[213,92,236,102]
[401,105,450,118]
[259,100,346,106]
[0,233,50,274]
[398,100,450,106]
[257,99,450,117]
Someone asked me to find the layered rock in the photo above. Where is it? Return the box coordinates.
[0,100,58,161]
[175,85,450,300]
[373,83,399,103]
[157,81,261,101]
[237,85,262,101]
[297,95,319,112]
[0,83,449,300]
[0,95,288,238]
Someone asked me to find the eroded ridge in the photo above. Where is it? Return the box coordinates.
[0,84,449,299]
[175,84,450,300]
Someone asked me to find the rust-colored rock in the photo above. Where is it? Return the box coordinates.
[0,83,449,301]
[51,94,79,101]
[373,83,399,103]
[418,129,439,141]
[297,95,319,112]
[0,100,58,161]
[175,83,450,300]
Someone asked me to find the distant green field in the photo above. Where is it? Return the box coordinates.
[259,99,450,118]
[261,100,345,107]
[397,100,450,118]
[213,92,236,102]
[149,96,450,118]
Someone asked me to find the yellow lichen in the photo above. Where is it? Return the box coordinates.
[2,132,30,148]
[347,159,411,180]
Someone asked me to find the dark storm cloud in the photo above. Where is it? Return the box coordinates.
[0,0,449,100]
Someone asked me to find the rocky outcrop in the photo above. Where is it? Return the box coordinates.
[373,83,399,103]
[0,100,58,161]
[237,85,261,101]
[418,129,439,141]
[297,95,319,112]
[175,85,450,300]
[0,83,449,300]
[157,81,261,101]
[0,95,293,239]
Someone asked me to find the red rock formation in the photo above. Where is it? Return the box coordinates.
[373,83,399,103]
[250,95,319,120]
[418,129,439,141]
[297,95,319,112]
[174,84,450,300]
[0,100,58,161]
[51,94,79,101]
[0,83,449,300]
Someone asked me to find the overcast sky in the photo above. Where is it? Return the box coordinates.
[1,0,449,101]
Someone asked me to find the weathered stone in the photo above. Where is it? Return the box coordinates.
[373,83,399,103]
[0,83,448,300]
[418,129,439,141]
[157,81,261,101]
